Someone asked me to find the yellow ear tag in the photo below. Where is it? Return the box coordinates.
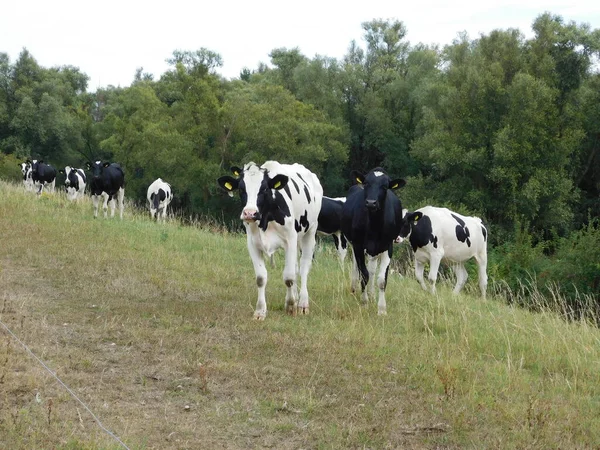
[273,181,281,189]
[391,183,398,189]
[224,182,232,190]
[233,171,239,176]
[356,178,362,184]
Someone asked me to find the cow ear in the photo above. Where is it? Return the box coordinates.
[86,162,91,170]
[350,170,365,185]
[230,166,243,177]
[38,160,44,164]
[268,174,288,190]
[26,159,31,164]
[408,212,423,223]
[103,162,110,168]
[59,169,64,174]
[389,178,406,190]
[217,176,239,197]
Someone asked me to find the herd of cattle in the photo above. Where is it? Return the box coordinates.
[18,159,488,319]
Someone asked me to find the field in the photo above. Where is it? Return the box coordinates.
[1,181,600,449]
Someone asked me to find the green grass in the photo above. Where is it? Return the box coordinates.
[1,180,600,449]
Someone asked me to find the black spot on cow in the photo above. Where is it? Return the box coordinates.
[451,213,471,247]
[260,190,290,230]
[283,183,292,200]
[295,220,301,233]
[481,226,487,242]
[303,185,311,204]
[298,210,309,233]
[290,178,300,193]
[296,173,309,187]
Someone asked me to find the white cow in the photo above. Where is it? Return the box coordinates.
[147,178,172,221]
[398,206,488,297]
[218,161,323,319]
[19,161,34,192]
[60,166,87,201]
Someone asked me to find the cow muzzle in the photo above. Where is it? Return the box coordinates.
[241,209,261,221]
[365,199,379,211]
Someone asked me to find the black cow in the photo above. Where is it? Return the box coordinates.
[86,161,125,219]
[29,160,57,195]
[340,168,406,315]
[317,196,349,265]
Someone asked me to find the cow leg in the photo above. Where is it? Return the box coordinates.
[117,187,125,220]
[452,263,468,295]
[414,257,428,292]
[353,246,369,304]
[297,232,317,315]
[283,239,299,316]
[37,183,43,195]
[92,194,100,218]
[104,193,112,218]
[49,180,55,193]
[350,251,360,293]
[366,254,378,299]
[339,232,348,266]
[376,250,391,315]
[476,253,488,298]
[247,236,268,320]
[428,254,442,295]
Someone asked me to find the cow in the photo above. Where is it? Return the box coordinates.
[341,168,406,315]
[29,160,56,195]
[147,178,172,221]
[19,160,34,192]
[398,206,488,297]
[86,161,125,219]
[218,161,323,319]
[317,196,349,265]
[59,166,87,201]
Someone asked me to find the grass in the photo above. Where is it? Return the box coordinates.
[1,180,600,449]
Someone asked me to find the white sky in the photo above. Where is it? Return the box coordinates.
[2,1,599,91]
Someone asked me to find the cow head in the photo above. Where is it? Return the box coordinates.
[351,168,405,213]
[87,161,110,180]
[218,162,289,225]
[398,211,424,239]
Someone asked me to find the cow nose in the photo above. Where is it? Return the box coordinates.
[365,199,378,210]
[242,209,260,221]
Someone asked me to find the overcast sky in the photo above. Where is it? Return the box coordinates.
[2,1,599,91]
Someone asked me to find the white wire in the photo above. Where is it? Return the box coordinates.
[0,318,131,450]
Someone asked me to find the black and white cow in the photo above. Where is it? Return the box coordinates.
[19,160,34,192]
[317,196,348,265]
[218,161,323,319]
[398,206,488,297]
[29,160,57,195]
[341,168,406,315]
[86,161,125,219]
[147,178,172,221]
[59,166,87,201]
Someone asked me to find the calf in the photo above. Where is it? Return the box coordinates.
[59,166,86,201]
[147,178,172,221]
[86,161,125,219]
[30,160,56,195]
[317,196,348,265]
[218,161,323,319]
[398,206,488,297]
[341,168,406,315]
[19,160,34,192]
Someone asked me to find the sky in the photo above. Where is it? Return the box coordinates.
[2,0,600,91]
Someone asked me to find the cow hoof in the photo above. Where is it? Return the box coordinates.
[378,310,387,316]
[299,307,309,315]
[286,305,297,316]
[253,314,266,321]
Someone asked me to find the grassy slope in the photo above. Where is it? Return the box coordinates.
[1,181,600,449]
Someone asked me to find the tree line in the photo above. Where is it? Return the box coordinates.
[1,13,599,306]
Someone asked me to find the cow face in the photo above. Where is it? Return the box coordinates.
[218,163,289,223]
[19,162,30,178]
[398,211,423,239]
[351,168,405,213]
[87,161,111,180]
